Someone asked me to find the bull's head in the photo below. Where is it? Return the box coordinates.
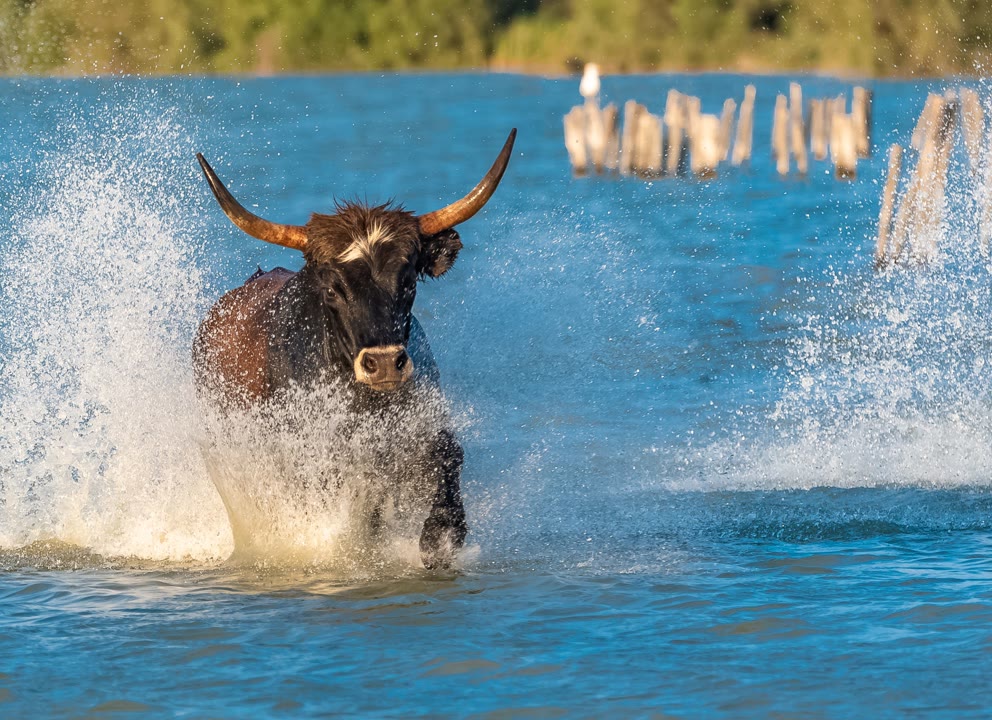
[197,130,515,392]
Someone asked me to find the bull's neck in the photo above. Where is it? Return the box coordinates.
[269,266,351,384]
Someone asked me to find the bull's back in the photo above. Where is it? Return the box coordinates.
[193,267,296,407]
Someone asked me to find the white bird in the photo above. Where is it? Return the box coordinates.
[579,63,600,100]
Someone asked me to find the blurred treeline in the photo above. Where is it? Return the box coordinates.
[1,0,990,76]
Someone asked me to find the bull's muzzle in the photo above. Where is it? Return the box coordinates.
[354,345,414,391]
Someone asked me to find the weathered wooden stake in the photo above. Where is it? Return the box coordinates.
[875,143,903,268]
[911,94,941,151]
[719,98,737,161]
[732,84,756,166]
[959,88,984,175]
[563,107,588,176]
[809,99,828,161]
[981,114,992,255]
[852,86,872,158]
[830,93,846,142]
[863,89,873,156]
[620,100,641,176]
[603,103,620,173]
[772,94,789,176]
[691,114,723,178]
[664,90,687,177]
[920,97,959,261]
[686,95,702,141]
[789,83,808,176]
[635,109,663,178]
[584,99,607,173]
[830,112,857,179]
[890,96,956,264]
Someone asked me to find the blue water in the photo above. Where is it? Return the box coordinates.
[2,73,992,717]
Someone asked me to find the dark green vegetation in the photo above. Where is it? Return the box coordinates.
[2,0,990,75]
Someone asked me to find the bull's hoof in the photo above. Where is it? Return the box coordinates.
[419,515,467,570]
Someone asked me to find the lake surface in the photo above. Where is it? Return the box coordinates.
[2,72,992,718]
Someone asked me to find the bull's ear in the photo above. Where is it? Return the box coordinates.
[418,229,463,278]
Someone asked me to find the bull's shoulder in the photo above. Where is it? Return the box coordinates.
[194,267,299,407]
[246,266,296,290]
[199,267,296,335]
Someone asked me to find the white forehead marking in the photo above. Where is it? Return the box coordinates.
[338,221,395,263]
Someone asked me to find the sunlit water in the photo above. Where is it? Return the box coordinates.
[2,73,992,717]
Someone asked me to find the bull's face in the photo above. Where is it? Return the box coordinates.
[304,206,462,391]
[196,130,514,392]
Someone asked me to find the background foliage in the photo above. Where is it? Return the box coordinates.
[1,0,990,75]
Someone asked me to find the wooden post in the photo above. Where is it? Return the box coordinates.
[585,98,607,174]
[828,93,845,124]
[981,114,992,255]
[684,95,702,176]
[852,86,871,159]
[664,90,686,176]
[959,88,984,175]
[863,89,873,156]
[830,112,857,179]
[921,97,958,261]
[789,82,808,176]
[830,93,846,151]
[620,100,641,176]
[690,114,722,178]
[636,109,663,178]
[809,99,828,161]
[603,103,620,173]
[649,112,665,178]
[911,94,941,151]
[719,98,736,161]
[889,97,940,263]
[686,96,702,142]
[732,84,756,166]
[875,143,903,268]
[891,95,954,264]
[772,93,789,176]
[563,107,588,176]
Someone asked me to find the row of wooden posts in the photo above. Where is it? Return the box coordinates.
[563,88,754,179]
[563,83,873,180]
[773,84,872,178]
[875,88,986,268]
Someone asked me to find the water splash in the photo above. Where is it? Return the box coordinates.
[0,106,233,561]
[200,381,460,570]
[681,188,992,492]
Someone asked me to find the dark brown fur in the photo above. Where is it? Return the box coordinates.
[193,267,295,408]
[304,202,420,270]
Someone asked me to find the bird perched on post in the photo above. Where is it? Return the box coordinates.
[580,63,600,101]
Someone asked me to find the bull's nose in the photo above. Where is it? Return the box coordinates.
[354,345,414,391]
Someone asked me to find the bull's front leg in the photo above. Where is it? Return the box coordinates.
[419,429,468,570]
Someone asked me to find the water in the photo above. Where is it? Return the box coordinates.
[2,73,992,717]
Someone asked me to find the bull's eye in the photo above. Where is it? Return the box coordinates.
[323,278,349,302]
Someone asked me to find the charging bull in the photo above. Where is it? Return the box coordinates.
[193,130,515,569]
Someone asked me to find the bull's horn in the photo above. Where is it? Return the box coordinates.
[418,129,516,236]
[196,153,309,252]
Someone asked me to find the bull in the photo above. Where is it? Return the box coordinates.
[193,130,516,569]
